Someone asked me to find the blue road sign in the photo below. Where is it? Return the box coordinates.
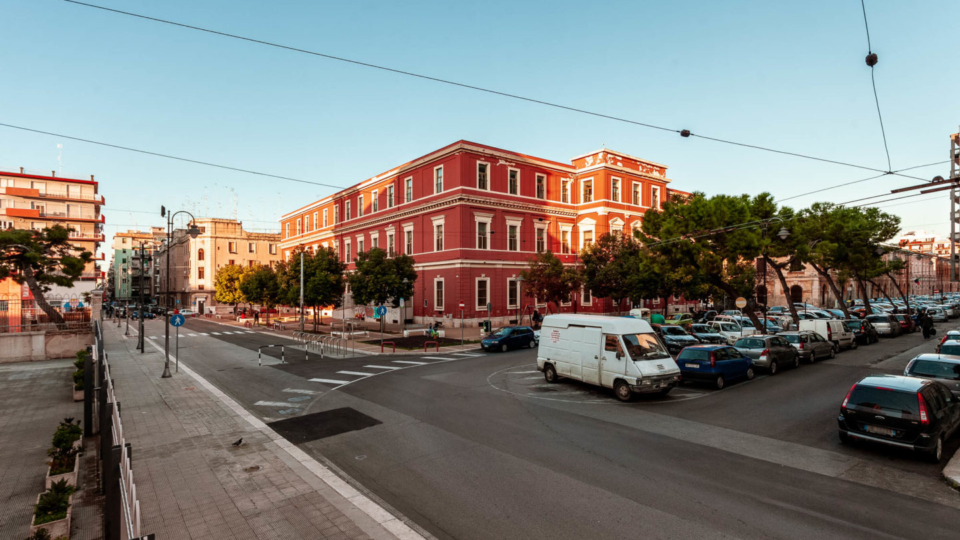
[170,314,186,327]
[376,306,387,317]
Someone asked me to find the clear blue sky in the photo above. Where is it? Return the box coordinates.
[2,0,958,262]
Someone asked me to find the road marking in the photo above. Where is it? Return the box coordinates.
[254,401,295,408]
[337,370,376,377]
[309,378,353,385]
[365,365,401,370]
[283,388,319,395]
[421,356,453,361]
[393,360,427,365]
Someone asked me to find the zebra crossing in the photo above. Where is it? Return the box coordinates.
[145,330,256,340]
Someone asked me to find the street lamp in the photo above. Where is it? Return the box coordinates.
[160,206,200,379]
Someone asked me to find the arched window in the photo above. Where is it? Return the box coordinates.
[197,248,205,261]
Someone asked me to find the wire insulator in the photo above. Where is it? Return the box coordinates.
[865,53,878,67]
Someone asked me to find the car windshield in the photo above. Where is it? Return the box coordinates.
[780,334,801,344]
[735,338,765,348]
[622,333,671,360]
[940,344,960,356]
[493,328,513,337]
[662,326,688,336]
[847,387,919,418]
[909,360,960,381]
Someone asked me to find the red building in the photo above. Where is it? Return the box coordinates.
[279,141,690,326]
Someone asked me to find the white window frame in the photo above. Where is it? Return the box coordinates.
[474,213,492,250]
[611,177,621,202]
[632,181,642,206]
[508,168,520,195]
[581,178,594,203]
[535,173,546,200]
[323,208,329,227]
[434,166,444,193]
[405,177,413,202]
[651,186,661,209]
[372,190,379,213]
[476,277,490,310]
[506,217,522,252]
[387,185,395,208]
[358,195,364,217]
[477,161,491,191]
[434,277,445,311]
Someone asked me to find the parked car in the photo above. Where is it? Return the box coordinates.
[904,354,960,398]
[938,341,960,356]
[799,319,856,350]
[838,374,960,462]
[864,314,900,337]
[482,326,537,352]
[937,331,960,353]
[664,313,694,326]
[707,321,748,345]
[778,330,835,363]
[676,345,755,389]
[844,318,879,345]
[537,315,681,401]
[687,324,725,344]
[734,335,800,374]
[893,314,916,334]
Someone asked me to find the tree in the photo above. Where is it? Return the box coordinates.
[580,233,640,314]
[520,251,581,314]
[213,264,247,312]
[347,248,416,308]
[239,265,280,324]
[0,225,92,325]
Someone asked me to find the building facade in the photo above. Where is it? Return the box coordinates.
[0,167,105,300]
[157,218,281,314]
[278,140,691,327]
[110,227,165,303]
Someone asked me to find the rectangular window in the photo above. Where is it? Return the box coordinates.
[561,180,570,204]
[248,242,256,253]
[508,225,519,251]
[229,242,237,253]
[406,177,413,202]
[435,223,444,251]
[536,174,546,199]
[269,244,276,255]
[435,167,443,193]
[346,201,352,220]
[508,169,519,195]
[477,279,489,309]
[561,230,571,254]
[508,279,519,308]
[477,222,488,250]
[372,190,379,213]
[435,279,444,310]
[651,186,661,209]
[405,230,413,254]
[323,209,328,227]
[582,180,593,203]
[198,267,205,279]
[387,185,394,208]
[387,233,395,256]
[611,178,620,202]
[358,195,364,217]
[477,163,489,190]
[632,183,641,206]
[536,228,546,253]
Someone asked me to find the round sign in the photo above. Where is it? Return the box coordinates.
[170,314,186,327]
[735,297,747,309]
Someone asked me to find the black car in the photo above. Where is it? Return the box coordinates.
[843,318,879,345]
[687,324,725,344]
[481,326,537,352]
[838,374,960,462]
[652,324,699,355]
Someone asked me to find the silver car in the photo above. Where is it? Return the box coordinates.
[778,331,835,363]
[864,314,900,336]
[734,335,800,374]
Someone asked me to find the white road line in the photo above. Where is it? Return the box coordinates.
[254,401,295,408]
[337,371,376,377]
[392,360,427,365]
[282,388,319,395]
[421,356,453,361]
[364,365,401,370]
[309,378,353,385]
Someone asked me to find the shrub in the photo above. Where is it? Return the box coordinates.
[33,479,74,525]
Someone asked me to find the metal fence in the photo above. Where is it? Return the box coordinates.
[91,320,144,540]
[0,296,92,333]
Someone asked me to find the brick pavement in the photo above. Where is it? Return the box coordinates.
[103,322,426,540]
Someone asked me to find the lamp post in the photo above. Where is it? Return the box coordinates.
[160,206,200,379]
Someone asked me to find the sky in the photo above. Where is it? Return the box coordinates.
[2,0,958,265]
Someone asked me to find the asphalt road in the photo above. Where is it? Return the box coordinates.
[131,317,960,540]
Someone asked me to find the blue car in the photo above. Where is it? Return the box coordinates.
[676,345,755,389]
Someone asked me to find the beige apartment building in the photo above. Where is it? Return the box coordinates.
[0,167,105,300]
[157,218,281,314]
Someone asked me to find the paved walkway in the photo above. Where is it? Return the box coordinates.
[0,359,82,539]
[103,322,427,540]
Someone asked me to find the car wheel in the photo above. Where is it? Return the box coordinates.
[614,380,633,402]
[501,344,509,353]
[926,436,944,463]
[715,375,725,390]
[769,361,779,375]
[543,364,558,383]
[829,347,836,359]
[746,367,755,381]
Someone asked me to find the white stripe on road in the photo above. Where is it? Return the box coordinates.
[364,365,401,370]
[421,356,453,361]
[283,388,319,395]
[254,401,295,408]
[392,360,427,365]
[337,371,376,377]
[310,378,353,385]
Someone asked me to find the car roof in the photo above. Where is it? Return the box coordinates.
[911,354,960,364]
[856,374,930,392]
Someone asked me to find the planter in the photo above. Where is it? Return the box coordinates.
[29,492,73,539]
[73,388,84,402]
[46,453,79,490]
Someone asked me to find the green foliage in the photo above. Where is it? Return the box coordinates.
[34,479,74,525]
[347,248,416,308]
[213,264,250,306]
[520,251,581,312]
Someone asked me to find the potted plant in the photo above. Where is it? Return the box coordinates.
[71,350,87,402]
[46,419,82,489]
[29,479,75,539]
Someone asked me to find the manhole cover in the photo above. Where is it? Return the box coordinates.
[243,466,261,473]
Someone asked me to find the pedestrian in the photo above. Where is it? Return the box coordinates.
[254,310,260,326]
[920,311,934,339]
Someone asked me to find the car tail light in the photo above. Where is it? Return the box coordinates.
[841,382,856,410]
[710,351,716,368]
[918,393,929,425]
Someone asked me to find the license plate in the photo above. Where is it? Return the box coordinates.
[864,425,895,437]
[684,363,699,369]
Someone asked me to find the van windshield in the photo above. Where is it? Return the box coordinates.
[622,333,671,360]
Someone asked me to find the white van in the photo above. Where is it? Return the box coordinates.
[798,319,856,350]
[537,314,681,402]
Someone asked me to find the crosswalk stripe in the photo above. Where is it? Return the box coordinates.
[337,370,376,377]
[282,388,319,395]
[421,356,453,361]
[365,365,400,370]
[392,360,427,365]
[309,378,352,385]
[254,401,293,407]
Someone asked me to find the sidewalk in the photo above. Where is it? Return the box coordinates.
[102,322,427,539]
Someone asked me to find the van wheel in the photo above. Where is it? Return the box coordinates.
[715,376,725,390]
[745,368,755,381]
[614,380,633,402]
[543,364,558,384]
[501,344,509,353]
[769,361,779,375]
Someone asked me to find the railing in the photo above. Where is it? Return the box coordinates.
[92,320,144,540]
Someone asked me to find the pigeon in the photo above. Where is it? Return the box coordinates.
[232,438,243,447]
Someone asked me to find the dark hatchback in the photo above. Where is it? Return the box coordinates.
[838,375,960,462]
[843,318,879,345]
[481,326,537,352]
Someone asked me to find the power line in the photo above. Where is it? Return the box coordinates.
[61,0,912,178]
[860,0,892,171]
